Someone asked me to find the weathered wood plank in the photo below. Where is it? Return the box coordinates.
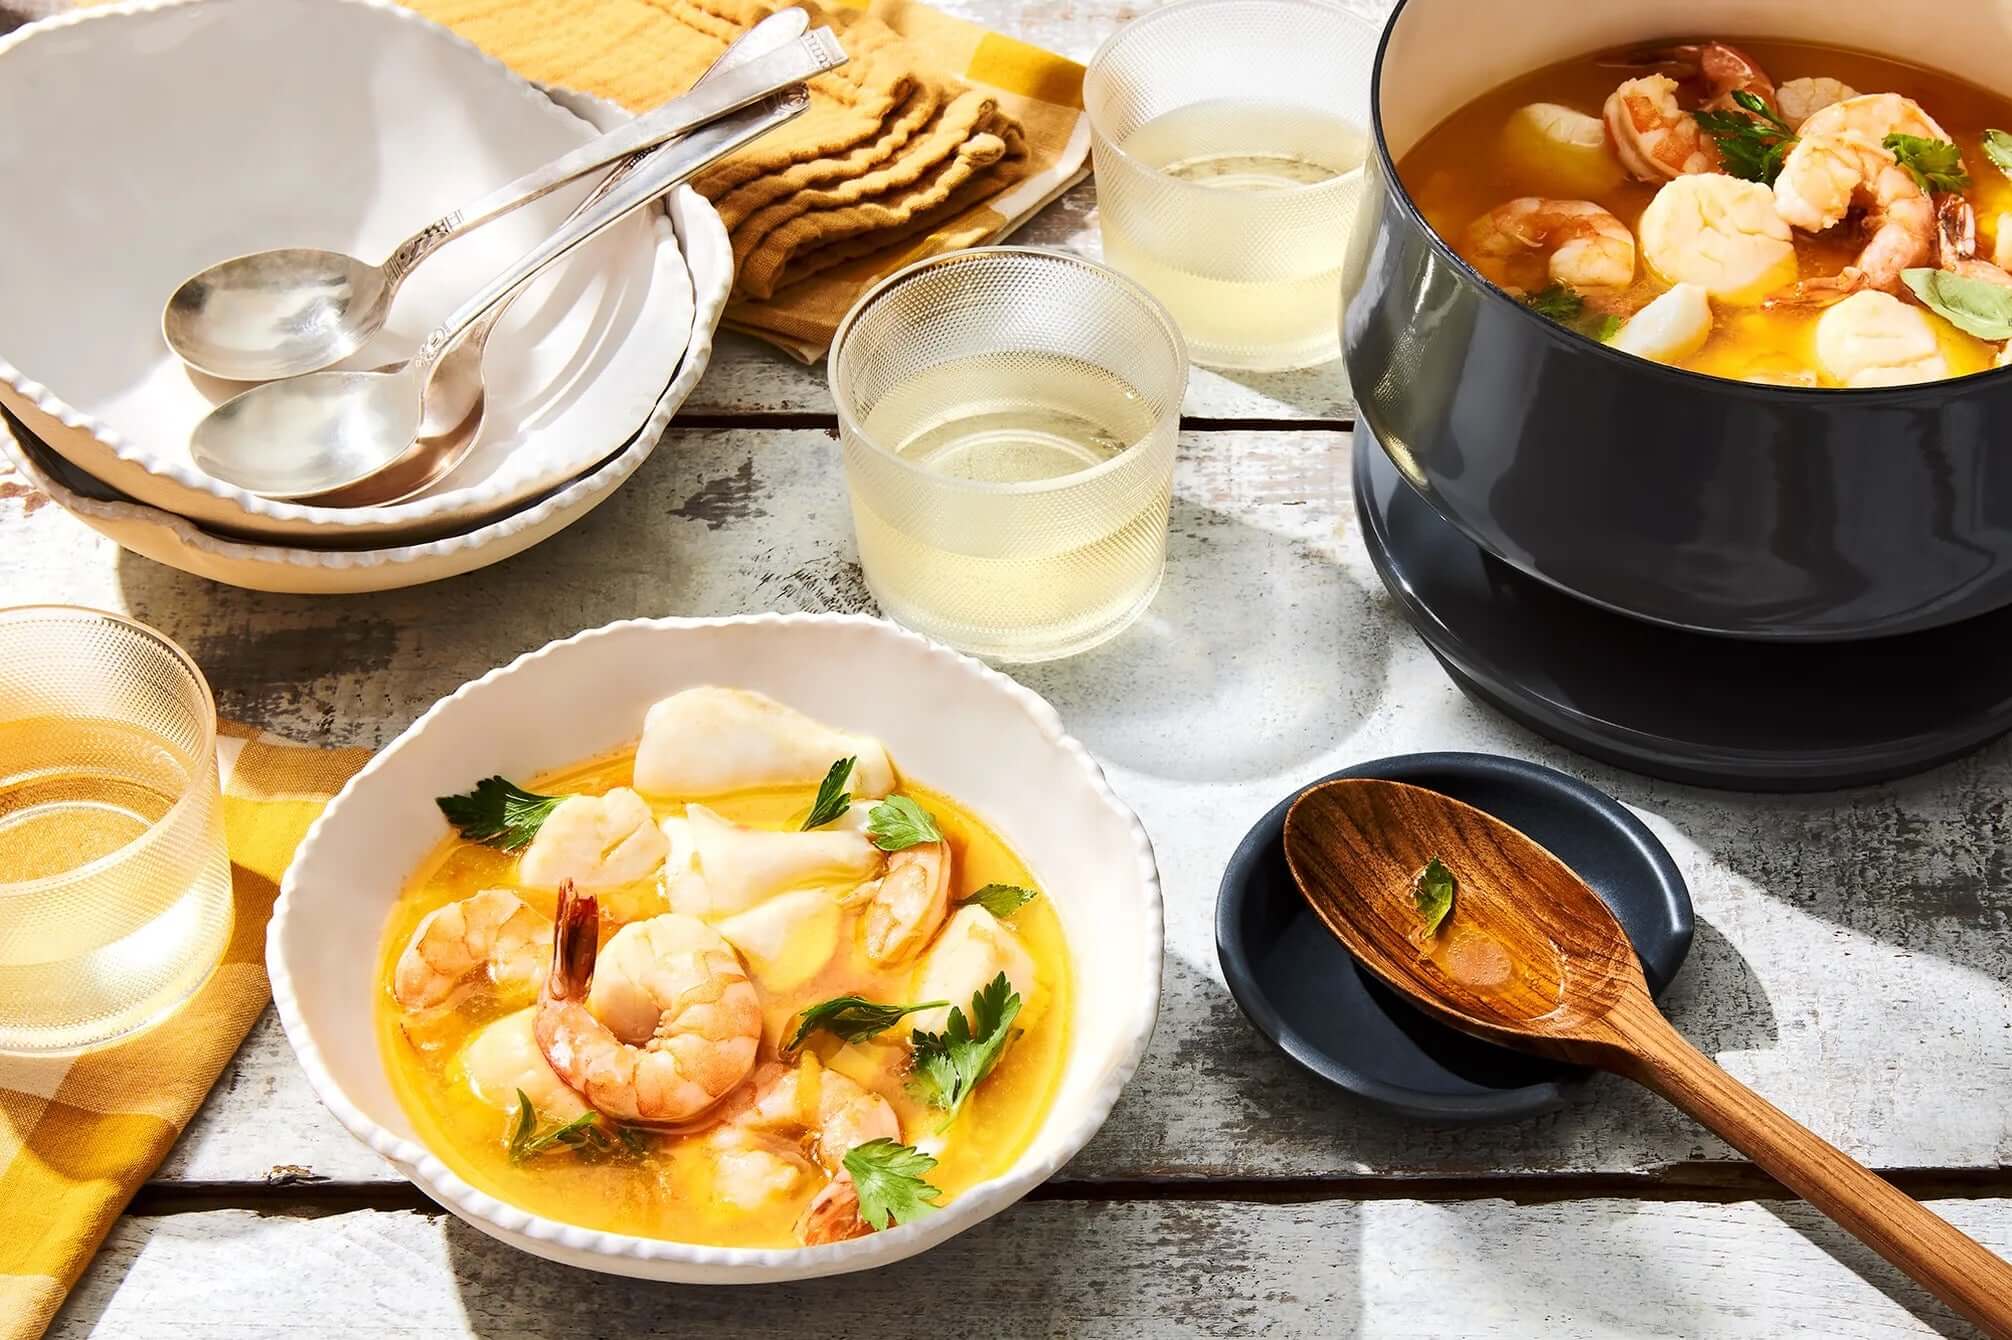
[7,427,2012,1187]
[52,1197,2012,1338]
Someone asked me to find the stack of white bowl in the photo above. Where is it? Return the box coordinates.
[0,0,733,593]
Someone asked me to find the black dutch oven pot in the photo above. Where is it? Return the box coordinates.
[1342,0,2012,640]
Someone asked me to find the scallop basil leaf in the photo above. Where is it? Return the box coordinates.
[1986,129,2012,180]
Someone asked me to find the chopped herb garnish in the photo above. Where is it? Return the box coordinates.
[801,756,856,831]
[1694,90,1796,184]
[1884,133,1971,194]
[436,776,563,851]
[959,883,1040,918]
[1412,857,1457,937]
[1983,129,2012,180]
[1902,267,2012,341]
[1525,283,1583,322]
[867,795,942,851]
[909,972,1021,1123]
[843,1138,943,1230]
[784,994,949,1052]
[505,1088,646,1162]
[1525,284,1623,344]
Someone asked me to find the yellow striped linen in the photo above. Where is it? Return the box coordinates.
[403,0,1089,359]
[0,725,370,1340]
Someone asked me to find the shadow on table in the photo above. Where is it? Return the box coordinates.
[1016,495,1390,785]
[1201,356,1354,422]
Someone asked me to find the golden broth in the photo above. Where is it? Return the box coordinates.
[374,752,1072,1249]
[1398,40,2012,382]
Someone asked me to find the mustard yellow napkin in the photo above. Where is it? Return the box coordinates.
[406,0,1090,359]
[0,726,370,1340]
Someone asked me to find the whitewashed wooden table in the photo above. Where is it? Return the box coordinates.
[7,1,2012,1334]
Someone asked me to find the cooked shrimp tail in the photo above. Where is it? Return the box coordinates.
[392,888,552,1011]
[546,881,597,1002]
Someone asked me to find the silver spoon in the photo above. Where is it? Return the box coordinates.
[287,12,812,510]
[189,85,812,500]
[162,17,841,382]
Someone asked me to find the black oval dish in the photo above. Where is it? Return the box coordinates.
[1216,753,1692,1122]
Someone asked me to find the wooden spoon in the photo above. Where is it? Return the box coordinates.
[1283,777,2012,1339]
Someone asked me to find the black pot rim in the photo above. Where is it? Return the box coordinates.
[1363,0,2012,401]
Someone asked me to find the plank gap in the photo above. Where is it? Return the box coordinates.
[128,1165,2012,1220]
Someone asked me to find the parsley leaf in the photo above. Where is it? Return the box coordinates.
[784,994,948,1052]
[867,795,942,851]
[801,756,856,831]
[1524,284,1621,344]
[959,883,1040,918]
[1695,90,1796,184]
[1525,283,1583,321]
[1902,267,2012,341]
[1985,129,2012,180]
[1884,133,1971,194]
[1412,857,1457,937]
[436,776,563,851]
[909,972,1022,1122]
[843,1138,943,1230]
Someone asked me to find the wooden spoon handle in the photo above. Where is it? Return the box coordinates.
[1611,998,2012,1338]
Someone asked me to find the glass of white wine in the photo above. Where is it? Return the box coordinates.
[1085,0,1381,371]
[0,606,232,1054]
[830,247,1188,663]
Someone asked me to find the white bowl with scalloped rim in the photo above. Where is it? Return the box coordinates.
[268,615,1163,1280]
[0,0,697,545]
[0,186,728,595]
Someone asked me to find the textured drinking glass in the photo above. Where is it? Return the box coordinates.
[831,247,1187,663]
[0,607,232,1054]
[1084,0,1381,371]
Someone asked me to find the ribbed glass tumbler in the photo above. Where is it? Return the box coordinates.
[831,248,1188,663]
[1084,0,1381,371]
[0,607,232,1054]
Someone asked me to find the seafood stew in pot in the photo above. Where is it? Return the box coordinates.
[1398,39,2012,386]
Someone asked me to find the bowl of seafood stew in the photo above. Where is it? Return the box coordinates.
[1345,0,2012,640]
[268,615,1161,1281]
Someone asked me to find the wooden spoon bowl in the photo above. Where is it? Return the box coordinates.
[1284,778,2012,1339]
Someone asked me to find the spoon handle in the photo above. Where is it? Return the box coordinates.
[411,87,808,376]
[380,23,842,282]
[1610,995,2012,1338]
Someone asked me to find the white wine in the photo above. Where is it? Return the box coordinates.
[849,352,1175,661]
[1099,98,1367,369]
[0,715,232,1051]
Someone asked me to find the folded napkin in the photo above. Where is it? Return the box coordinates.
[406,0,1090,359]
[0,726,370,1340]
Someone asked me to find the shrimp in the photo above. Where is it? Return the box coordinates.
[1604,74,1718,182]
[1935,195,2012,288]
[1774,95,1950,296]
[858,841,952,966]
[393,889,551,1011]
[534,885,761,1125]
[1777,76,1857,131]
[1641,42,1777,113]
[1468,198,1636,290]
[707,1056,901,1243]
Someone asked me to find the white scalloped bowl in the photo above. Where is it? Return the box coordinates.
[269,616,1163,1280]
[0,188,729,594]
[0,0,698,545]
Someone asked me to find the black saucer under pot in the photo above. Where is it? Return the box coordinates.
[1215,753,1692,1123]
[1343,0,2012,642]
[1355,433,2012,790]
